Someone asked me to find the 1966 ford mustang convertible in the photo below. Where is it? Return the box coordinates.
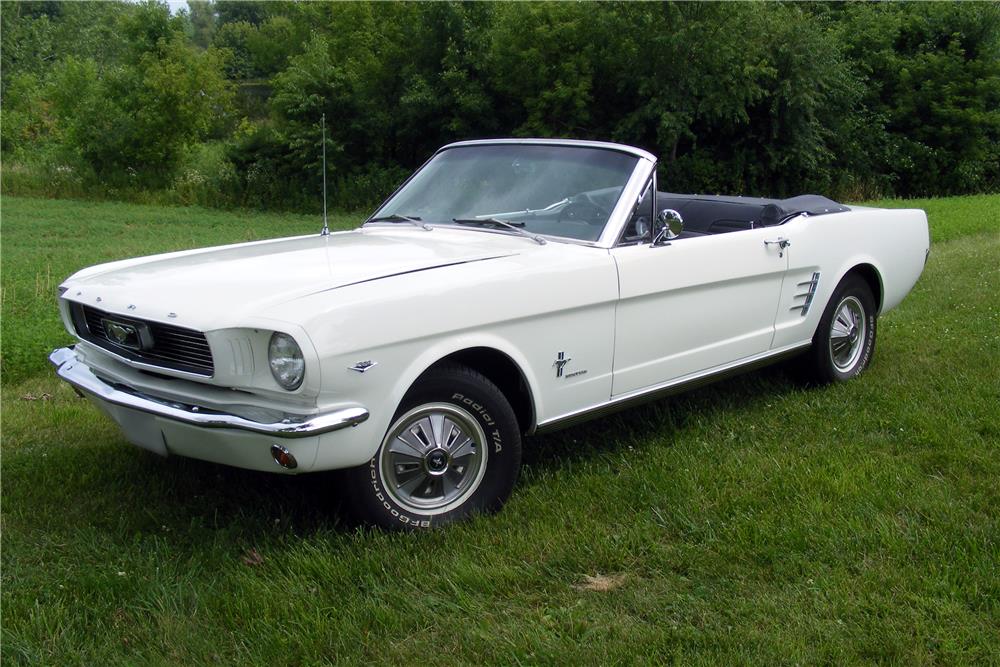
[51,139,929,528]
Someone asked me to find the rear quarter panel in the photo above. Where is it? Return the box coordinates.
[772,207,929,350]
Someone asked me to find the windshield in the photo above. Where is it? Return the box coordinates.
[370,144,640,242]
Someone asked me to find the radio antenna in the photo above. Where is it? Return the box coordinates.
[320,113,329,237]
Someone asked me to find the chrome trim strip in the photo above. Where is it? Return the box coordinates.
[49,347,369,438]
[533,341,811,434]
[440,138,657,162]
[596,156,657,249]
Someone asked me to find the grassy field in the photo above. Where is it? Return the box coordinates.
[2,194,998,664]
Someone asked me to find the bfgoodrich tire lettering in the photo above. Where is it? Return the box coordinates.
[346,362,522,529]
[804,274,877,383]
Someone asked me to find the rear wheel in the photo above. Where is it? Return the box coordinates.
[345,363,522,529]
[803,274,877,383]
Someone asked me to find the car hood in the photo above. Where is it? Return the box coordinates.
[62,227,523,329]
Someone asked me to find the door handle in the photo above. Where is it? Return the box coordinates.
[764,237,790,257]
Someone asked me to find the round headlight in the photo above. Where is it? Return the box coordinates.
[268,332,305,391]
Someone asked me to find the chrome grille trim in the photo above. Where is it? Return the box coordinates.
[72,303,215,377]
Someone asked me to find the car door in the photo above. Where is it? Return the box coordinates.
[610,227,788,396]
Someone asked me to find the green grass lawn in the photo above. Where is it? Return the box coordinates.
[2,195,998,664]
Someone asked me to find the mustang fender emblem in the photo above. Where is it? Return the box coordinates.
[553,351,572,378]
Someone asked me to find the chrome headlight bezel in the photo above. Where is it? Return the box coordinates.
[268,332,305,391]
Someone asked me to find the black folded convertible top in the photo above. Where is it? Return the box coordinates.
[656,192,850,232]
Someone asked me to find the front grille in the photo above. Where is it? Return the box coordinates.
[71,303,215,376]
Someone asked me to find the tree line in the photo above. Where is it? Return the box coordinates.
[3,1,998,211]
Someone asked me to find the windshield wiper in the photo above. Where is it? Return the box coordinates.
[452,218,546,245]
[366,214,431,230]
[528,198,570,214]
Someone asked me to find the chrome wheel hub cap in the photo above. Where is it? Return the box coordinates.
[829,295,866,372]
[425,448,450,474]
[379,403,488,515]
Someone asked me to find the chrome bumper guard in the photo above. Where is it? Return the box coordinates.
[49,347,369,438]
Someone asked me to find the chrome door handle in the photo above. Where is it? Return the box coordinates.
[764,237,790,257]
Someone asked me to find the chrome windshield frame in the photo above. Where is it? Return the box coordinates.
[594,155,656,248]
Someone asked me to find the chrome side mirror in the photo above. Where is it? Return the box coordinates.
[652,208,683,246]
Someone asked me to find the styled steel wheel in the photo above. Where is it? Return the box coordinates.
[804,274,877,383]
[829,295,867,372]
[379,403,488,515]
[345,362,522,529]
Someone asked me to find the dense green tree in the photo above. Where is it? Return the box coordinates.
[1,1,128,93]
[3,0,997,208]
[835,2,1000,195]
[186,0,217,49]
[41,1,233,182]
[212,13,307,80]
[215,0,268,27]
[256,2,500,206]
[250,15,305,75]
[213,19,258,79]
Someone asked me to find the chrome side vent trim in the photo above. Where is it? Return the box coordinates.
[790,272,821,316]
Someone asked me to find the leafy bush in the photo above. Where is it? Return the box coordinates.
[330,164,411,212]
[169,142,239,208]
[4,1,233,190]
[45,37,233,185]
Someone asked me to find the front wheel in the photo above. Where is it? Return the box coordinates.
[803,274,877,383]
[344,363,522,529]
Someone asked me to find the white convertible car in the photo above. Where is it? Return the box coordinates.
[51,139,929,528]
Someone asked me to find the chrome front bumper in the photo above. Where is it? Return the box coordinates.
[49,346,369,438]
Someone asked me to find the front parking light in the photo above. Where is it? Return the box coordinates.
[271,444,298,469]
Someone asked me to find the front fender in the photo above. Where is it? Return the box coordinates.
[309,333,544,471]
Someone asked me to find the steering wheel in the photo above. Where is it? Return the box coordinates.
[557,196,609,225]
[634,215,651,239]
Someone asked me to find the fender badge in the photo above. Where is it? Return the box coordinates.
[348,360,378,373]
[553,351,572,378]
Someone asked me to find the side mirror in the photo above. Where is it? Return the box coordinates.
[652,209,683,246]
